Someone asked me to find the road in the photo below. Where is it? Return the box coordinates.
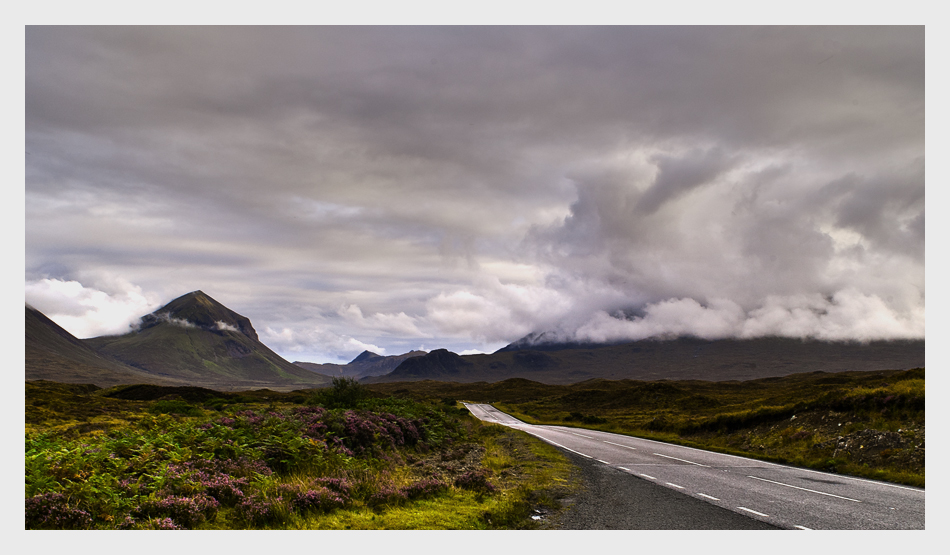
[465,403,925,530]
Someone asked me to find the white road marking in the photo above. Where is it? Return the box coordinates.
[666,482,685,489]
[697,493,720,501]
[794,525,813,530]
[603,440,636,450]
[573,424,925,493]
[618,467,630,471]
[596,459,611,465]
[571,432,594,438]
[653,453,708,467]
[640,474,656,480]
[746,475,862,503]
[525,434,594,459]
[737,507,769,517]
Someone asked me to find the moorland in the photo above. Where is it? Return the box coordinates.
[25,378,576,530]
[24,291,926,530]
[368,367,925,487]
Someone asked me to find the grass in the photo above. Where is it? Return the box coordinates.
[368,368,925,488]
[24,378,574,530]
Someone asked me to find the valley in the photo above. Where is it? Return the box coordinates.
[23,290,926,529]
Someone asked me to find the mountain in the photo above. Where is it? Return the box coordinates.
[369,349,474,381]
[365,336,925,385]
[26,305,179,387]
[294,350,427,380]
[83,291,333,391]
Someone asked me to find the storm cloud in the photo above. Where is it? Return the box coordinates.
[25,26,924,362]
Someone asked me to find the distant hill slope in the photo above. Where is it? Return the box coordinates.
[26,305,180,387]
[83,291,332,391]
[366,336,925,385]
[294,350,427,380]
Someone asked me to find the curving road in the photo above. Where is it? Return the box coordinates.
[465,403,924,530]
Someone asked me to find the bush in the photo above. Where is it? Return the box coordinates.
[401,478,448,500]
[291,487,347,513]
[310,377,369,409]
[454,469,496,494]
[25,492,93,530]
[134,493,219,529]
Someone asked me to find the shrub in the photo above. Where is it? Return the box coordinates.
[367,486,408,509]
[291,487,347,513]
[235,494,284,527]
[401,478,448,500]
[134,493,219,529]
[25,492,93,530]
[454,469,496,494]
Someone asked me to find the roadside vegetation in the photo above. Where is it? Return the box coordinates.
[368,368,925,488]
[25,378,575,530]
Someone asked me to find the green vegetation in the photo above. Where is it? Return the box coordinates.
[368,368,925,488]
[25,379,574,530]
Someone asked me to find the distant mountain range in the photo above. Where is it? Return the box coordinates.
[27,291,333,391]
[294,350,426,380]
[366,336,925,385]
[26,290,926,390]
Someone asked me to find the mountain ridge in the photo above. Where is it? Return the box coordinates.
[82,291,332,390]
[367,336,925,385]
[294,350,427,380]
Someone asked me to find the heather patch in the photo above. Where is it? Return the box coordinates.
[26,380,563,529]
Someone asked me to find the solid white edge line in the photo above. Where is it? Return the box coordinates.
[697,493,720,501]
[746,475,862,502]
[737,507,769,517]
[465,404,922,493]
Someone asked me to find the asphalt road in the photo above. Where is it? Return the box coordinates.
[465,403,925,530]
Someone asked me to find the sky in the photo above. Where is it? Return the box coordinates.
[24,25,925,364]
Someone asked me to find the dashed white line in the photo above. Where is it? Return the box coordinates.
[571,432,594,438]
[794,525,813,530]
[696,493,720,501]
[737,507,769,518]
[666,482,685,489]
[640,474,656,480]
[746,475,862,502]
[618,467,630,471]
[596,459,611,465]
[603,440,636,450]
[652,453,708,467]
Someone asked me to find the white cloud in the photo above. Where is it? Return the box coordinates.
[24,278,160,338]
[261,325,385,362]
[338,304,430,338]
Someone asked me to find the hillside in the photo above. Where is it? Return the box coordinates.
[82,291,333,391]
[295,350,426,379]
[366,336,925,385]
[26,305,179,387]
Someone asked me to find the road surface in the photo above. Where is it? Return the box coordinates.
[465,403,924,530]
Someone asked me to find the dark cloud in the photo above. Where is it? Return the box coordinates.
[25,26,924,361]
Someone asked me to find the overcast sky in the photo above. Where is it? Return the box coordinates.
[24,26,925,363]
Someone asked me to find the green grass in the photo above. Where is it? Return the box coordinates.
[25,380,574,530]
[368,368,925,488]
